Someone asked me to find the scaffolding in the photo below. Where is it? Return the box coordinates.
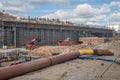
[0,20,113,47]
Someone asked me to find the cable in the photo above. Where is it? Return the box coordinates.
[100,54,120,78]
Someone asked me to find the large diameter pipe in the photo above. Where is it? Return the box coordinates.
[0,58,52,80]
[95,49,114,55]
[79,49,114,56]
[0,49,114,80]
[50,51,80,65]
[0,52,79,80]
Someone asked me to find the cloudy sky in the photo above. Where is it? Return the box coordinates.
[0,0,120,26]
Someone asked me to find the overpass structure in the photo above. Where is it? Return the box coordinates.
[0,20,113,47]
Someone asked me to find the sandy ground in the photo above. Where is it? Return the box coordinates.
[9,42,120,80]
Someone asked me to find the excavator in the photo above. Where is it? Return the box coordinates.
[25,38,41,50]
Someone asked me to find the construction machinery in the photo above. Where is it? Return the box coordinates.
[58,38,82,46]
[25,38,41,49]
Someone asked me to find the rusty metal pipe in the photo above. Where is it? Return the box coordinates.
[0,51,79,80]
[0,49,114,80]
[0,58,52,80]
[95,49,114,55]
[50,51,80,65]
[79,49,114,56]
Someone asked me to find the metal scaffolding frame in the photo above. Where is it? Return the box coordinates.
[0,20,113,47]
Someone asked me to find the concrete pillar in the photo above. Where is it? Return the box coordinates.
[2,20,4,47]
[13,27,16,47]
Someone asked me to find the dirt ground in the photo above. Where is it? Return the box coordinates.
[8,41,120,80]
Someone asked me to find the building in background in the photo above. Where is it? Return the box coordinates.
[108,25,120,33]
[108,25,120,37]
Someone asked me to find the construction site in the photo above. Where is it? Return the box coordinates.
[0,12,120,80]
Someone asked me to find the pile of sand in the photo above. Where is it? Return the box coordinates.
[29,38,120,58]
[29,42,99,57]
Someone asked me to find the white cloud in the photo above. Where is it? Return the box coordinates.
[42,1,120,26]
[110,1,120,7]
[26,0,71,4]
[42,10,71,19]
[108,12,120,22]
[42,3,111,19]
[86,22,102,26]
[4,6,33,13]
[99,4,111,14]
[0,0,120,26]
[73,4,99,18]
[42,4,100,19]
[89,15,107,22]
[67,18,88,24]
[42,3,112,25]
[0,2,3,8]
[0,0,33,16]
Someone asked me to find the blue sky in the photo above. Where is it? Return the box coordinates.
[0,0,120,26]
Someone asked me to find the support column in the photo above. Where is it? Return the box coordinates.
[2,20,4,47]
[13,27,16,47]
